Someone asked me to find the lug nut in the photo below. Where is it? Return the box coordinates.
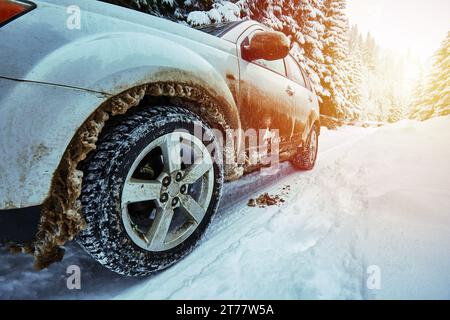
[176,172,183,182]
[180,185,187,194]
[172,197,179,207]
[160,193,169,203]
[162,176,171,187]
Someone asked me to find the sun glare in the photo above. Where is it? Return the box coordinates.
[347,0,450,63]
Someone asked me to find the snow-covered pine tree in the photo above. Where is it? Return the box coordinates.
[409,70,430,120]
[295,0,326,98]
[100,0,241,24]
[427,32,450,118]
[362,32,378,71]
[241,0,283,28]
[186,1,242,26]
[348,24,359,52]
[349,25,414,123]
[345,29,364,120]
[410,32,450,120]
[319,0,351,119]
[100,0,181,19]
[387,95,403,123]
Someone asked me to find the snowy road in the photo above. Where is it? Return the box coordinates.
[1,118,450,300]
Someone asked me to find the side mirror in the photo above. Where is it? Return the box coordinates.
[242,31,290,61]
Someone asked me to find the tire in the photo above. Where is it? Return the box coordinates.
[77,106,223,276]
[291,125,319,171]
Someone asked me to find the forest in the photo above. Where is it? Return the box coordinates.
[102,0,449,123]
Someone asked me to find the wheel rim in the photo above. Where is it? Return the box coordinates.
[121,131,214,252]
[309,129,317,164]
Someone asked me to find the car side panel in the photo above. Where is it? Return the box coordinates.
[238,63,294,145]
[0,78,106,209]
[236,27,294,150]
[290,81,311,144]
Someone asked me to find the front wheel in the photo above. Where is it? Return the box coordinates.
[77,106,223,276]
[291,125,319,171]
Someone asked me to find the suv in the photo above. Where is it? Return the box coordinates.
[0,0,320,276]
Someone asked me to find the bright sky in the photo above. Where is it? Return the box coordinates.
[346,0,450,62]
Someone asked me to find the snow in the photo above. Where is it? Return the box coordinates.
[1,117,450,299]
[187,11,211,26]
[215,2,240,22]
[187,1,241,26]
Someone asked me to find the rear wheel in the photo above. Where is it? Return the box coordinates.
[291,125,319,171]
[77,106,223,276]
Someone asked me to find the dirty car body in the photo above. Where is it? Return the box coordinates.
[0,0,320,275]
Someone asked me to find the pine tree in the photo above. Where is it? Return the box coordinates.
[409,69,428,120]
[363,32,378,71]
[319,0,351,119]
[100,0,182,19]
[345,35,363,120]
[428,32,450,117]
[186,1,241,26]
[348,24,359,52]
[410,32,450,120]
[100,0,241,24]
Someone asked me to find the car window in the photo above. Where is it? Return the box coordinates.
[241,31,286,76]
[285,55,306,87]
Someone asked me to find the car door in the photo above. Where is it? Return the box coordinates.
[237,27,295,152]
[284,55,315,145]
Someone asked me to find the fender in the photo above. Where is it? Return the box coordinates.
[26,31,240,129]
[302,106,321,144]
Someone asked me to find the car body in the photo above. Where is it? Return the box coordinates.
[0,0,320,274]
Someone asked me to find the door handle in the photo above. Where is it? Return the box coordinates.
[286,86,295,96]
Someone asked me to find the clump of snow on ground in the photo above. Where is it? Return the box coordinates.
[1,117,449,299]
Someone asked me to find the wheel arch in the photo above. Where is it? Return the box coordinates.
[34,79,242,270]
[28,32,245,268]
[302,108,321,144]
